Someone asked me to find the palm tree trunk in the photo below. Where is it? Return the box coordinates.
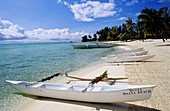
[161,32,165,42]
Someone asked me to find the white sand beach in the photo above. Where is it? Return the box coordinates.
[123,39,170,111]
[20,39,169,111]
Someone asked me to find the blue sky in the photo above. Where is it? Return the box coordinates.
[0,0,169,43]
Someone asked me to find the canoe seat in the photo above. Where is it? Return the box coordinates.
[91,87,103,92]
[59,84,73,90]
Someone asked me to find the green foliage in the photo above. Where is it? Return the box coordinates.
[81,34,98,42]
[81,35,88,42]
[81,7,170,42]
[97,27,110,41]
[91,34,97,41]
[89,70,108,85]
[121,34,130,41]
[138,7,170,42]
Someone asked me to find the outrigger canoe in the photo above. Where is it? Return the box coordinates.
[104,55,155,63]
[6,80,156,103]
[107,50,148,57]
[123,48,144,53]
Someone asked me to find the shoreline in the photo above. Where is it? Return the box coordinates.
[19,45,128,111]
[20,39,169,111]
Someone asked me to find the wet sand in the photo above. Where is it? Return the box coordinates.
[20,39,169,111]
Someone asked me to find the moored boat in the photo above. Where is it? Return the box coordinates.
[6,80,156,103]
[72,43,113,49]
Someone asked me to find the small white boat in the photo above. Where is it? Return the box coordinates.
[72,44,113,49]
[124,48,144,53]
[114,48,144,54]
[107,50,148,57]
[105,55,155,63]
[6,80,156,103]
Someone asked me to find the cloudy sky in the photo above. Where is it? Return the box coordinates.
[0,0,169,43]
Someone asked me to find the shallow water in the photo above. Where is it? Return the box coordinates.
[0,42,117,111]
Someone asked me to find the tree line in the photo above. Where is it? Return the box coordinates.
[82,7,170,42]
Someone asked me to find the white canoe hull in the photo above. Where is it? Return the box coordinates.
[124,48,144,53]
[105,55,155,63]
[6,80,156,103]
[108,50,148,57]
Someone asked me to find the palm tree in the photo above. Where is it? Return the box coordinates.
[138,7,169,42]
[97,27,110,41]
[126,18,133,31]
[159,7,170,41]
[125,17,135,40]
[88,35,92,41]
[92,34,97,41]
[122,23,127,33]
[136,19,145,41]
[108,26,119,40]
[82,35,88,42]
[138,8,155,38]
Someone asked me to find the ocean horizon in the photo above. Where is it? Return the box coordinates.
[0,42,117,111]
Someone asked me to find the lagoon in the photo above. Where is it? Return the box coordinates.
[0,42,116,111]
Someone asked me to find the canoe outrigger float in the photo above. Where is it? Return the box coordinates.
[65,73,128,81]
[6,71,156,103]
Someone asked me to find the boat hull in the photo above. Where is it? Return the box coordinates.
[6,80,156,103]
[108,51,148,57]
[72,44,113,49]
[124,48,144,53]
[105,55,155,63]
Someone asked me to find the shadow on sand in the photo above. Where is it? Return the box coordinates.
[156,44,170,47]
[37,97,160,111]
[16,92,160,111]
[141,60,162,63]
[106,61,162,66]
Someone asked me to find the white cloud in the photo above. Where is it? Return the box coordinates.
[81,0,87,2]
[25,28,88,41]
[118,8,122,12]
[0,18,25,40]
[64,1,69,6]
[0,18,88,42]
[136,12,141,16]
[66,1,117,22]
[126,0,138,6]
[55,0,62,3]
[117,17,128,20]
[58,0,62,3]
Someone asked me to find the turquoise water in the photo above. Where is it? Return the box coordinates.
[0,42,116,111]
